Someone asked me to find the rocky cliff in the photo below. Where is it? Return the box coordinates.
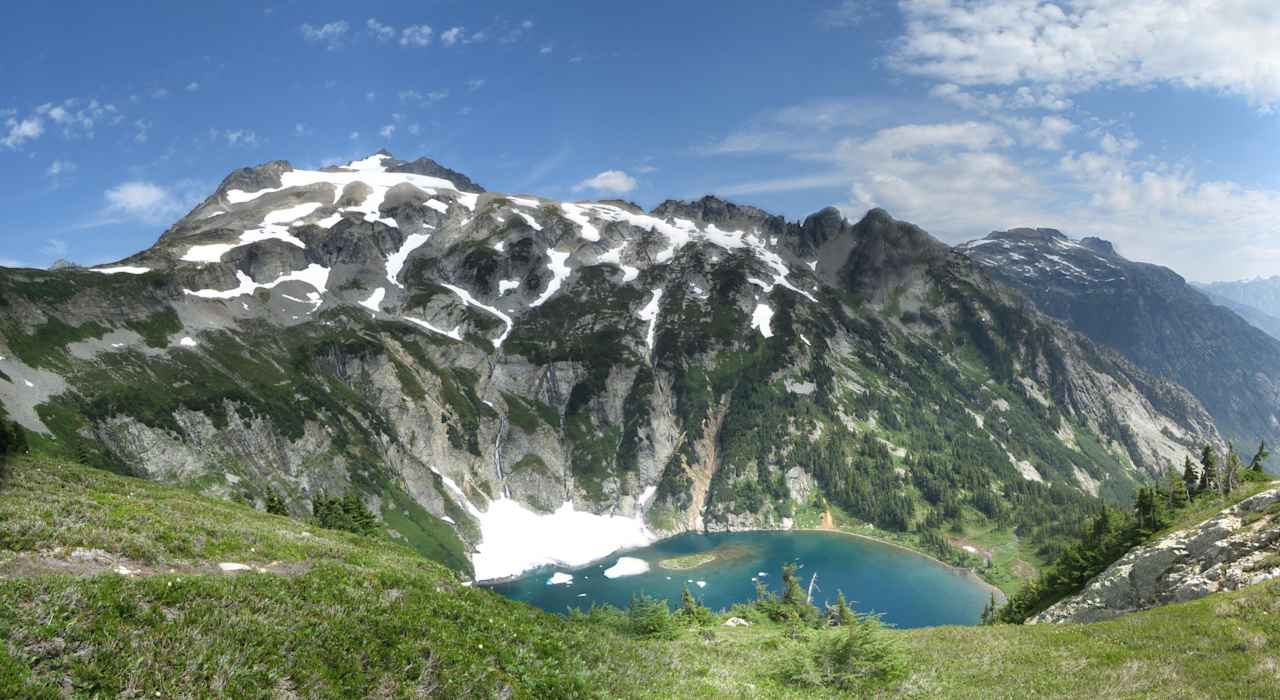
[0,153,1221,580]
[1033,487,1280,624]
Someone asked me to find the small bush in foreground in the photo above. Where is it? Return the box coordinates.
[778,614,908,692]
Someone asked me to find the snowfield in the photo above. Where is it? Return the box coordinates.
[470,499,654,582]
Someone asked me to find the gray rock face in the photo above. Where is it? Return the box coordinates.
[960,228,1280,470]
[1033,488,1280,624]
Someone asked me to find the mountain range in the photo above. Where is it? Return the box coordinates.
[960,228,1280,465]
[0,152,1224,580]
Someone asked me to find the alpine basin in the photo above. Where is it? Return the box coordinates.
[487,530,993,628]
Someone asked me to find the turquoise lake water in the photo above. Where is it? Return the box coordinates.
[487,530,993,628]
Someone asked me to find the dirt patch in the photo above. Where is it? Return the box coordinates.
[0,547,313,579]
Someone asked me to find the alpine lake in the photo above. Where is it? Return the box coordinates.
[487,530,994,628]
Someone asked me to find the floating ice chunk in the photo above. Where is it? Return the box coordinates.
[751,302,774,338]
[637,288,663,352]
[695,580,706,588]
[530,249,572,307]
[547,572,574,586]
[91,266,150,275]
[360,287,386,313]
[603,557,650,579]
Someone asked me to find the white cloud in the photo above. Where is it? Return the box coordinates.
[408,123,421,136]
[441,26,464,47]
[185,81,200,92]
[573,170,638,194]
[46,159,75,177]
[2,115,43,148]
[349,131,360,140]
[301,21,350,50]
[103,181,188,223]
[366,91,377,102]
[295,122,309,136]
[400,24,433,47]
[892,0,1280,109]
[149,87,169,99]
[133,119,151,143]
[467,78,486,92]
[540,44,554,54]
[379,124,395,139]
[367,18,394,43]
[224,129,258,146]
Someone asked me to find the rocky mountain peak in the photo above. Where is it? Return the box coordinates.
[1080,236,1118,257]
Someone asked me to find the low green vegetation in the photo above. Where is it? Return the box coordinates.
[658,552,717,570]
[2,454,1278,698]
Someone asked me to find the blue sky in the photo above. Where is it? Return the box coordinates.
[2,1,1278,282]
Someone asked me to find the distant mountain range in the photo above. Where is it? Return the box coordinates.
[961,228,1280,464]
[1194,278,1280,342]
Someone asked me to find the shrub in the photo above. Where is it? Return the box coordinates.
[625,594,680,640]
[778,615,908,692]
[264,490,289,516]
[676,584,716,627]
[312,493,379,536]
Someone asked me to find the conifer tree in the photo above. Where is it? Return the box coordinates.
[828,590,856,627]
[1182,456,1200,496]
[264,490,288,516]
[1249,440,1270,473]
[1198,445,1218,494]
[1169,474,1189,509]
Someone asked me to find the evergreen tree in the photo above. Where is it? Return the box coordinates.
[1182,456,1200,496]
[1249,440,1270,473]
[828,590,856,627]
[11,423,26,454]
[1198,445,1218,494]
[781,563,808,608]
[980,593,998,625]
[1169,474,1189,510]
[264,490,288,516]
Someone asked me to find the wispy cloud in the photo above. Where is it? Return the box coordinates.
[366,18,394,43]
[2,115,43,148]
[300,20,350,50]
[400,24,433,47]
[573,170,638,194]
[819,0,875,28]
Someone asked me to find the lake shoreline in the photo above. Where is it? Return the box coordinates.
[480,522,1008,606]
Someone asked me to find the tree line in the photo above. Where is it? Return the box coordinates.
[0,419,28,488]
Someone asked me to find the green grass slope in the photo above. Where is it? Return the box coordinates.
[2,455,1278,698]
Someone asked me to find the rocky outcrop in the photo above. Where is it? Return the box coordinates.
[1033,487,1280,624]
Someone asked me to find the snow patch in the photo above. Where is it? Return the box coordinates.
[471,499,654,582]
[558,203,600,241]
[178,337,197,347]
[530,249,572,307]
[637,288,663,352]
[184,264,330,300]
[385,233,432,287]
[498,279,520,294]
[604,557,650,579]
[751,302,774,338]
[360,287,386,313]
[405,317,463,341]
[91,266,150,275]
[440,283,514,348]
[516,211,543,231]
